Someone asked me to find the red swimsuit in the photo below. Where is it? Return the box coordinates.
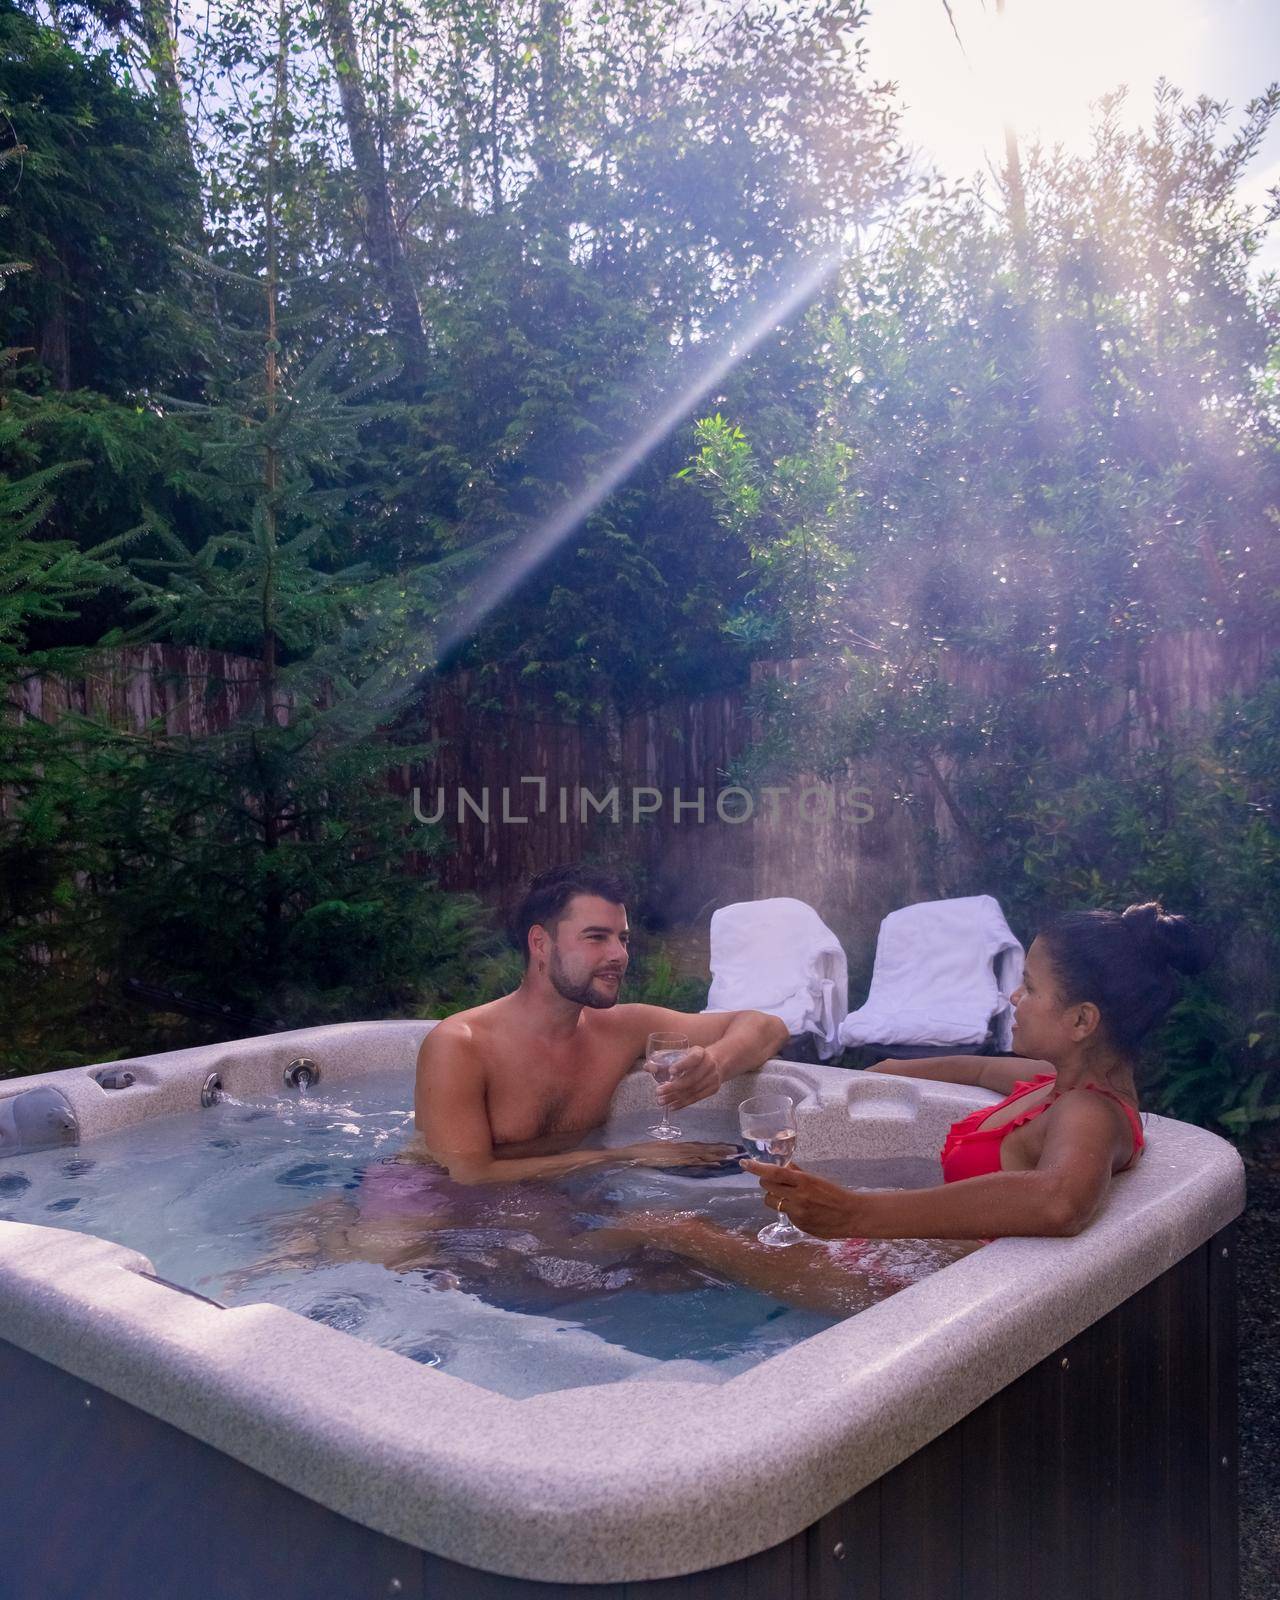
[833,1073,1146,1275]
[940,1072,1145,1184]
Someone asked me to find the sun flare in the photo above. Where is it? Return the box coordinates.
[870,0,1209,168]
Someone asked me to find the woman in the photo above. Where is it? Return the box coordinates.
[584,900,1210,1315]
[743,901,1209,1243]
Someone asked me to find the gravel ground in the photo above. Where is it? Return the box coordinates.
[1239,1143,1280,1599]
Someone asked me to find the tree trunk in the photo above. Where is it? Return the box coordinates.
[38,267,70,390]
[993,0,1028,267]
[258,5,288,975]
[490,31,504,214]
[531,0,568,226]
[530,0,570,314]
[321,0,430,390]
[452,26,475,212]
[135,0,200,187]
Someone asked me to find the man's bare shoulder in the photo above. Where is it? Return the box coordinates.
[419,997,514,1062]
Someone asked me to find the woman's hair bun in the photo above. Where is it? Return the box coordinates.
[1121,902,1213,978]
[1043,902,1212,1052]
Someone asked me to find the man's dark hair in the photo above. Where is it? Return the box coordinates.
[509,864,630,966]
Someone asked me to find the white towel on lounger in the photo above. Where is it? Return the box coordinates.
[837,894,1024,1053]
[705,898,848,1061]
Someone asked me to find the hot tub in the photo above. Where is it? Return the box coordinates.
[0,1022,1243,1599]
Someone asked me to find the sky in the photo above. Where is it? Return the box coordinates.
[860,0,1280,276]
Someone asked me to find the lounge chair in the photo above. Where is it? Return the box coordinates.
[837,895,1024,1058]
[705,897,848,1062]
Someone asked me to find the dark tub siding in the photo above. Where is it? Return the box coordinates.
[0,1227,1237,1600]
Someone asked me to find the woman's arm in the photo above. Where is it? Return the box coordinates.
[867,1055,1048,1095]
[742,1160,1075,1238]
[743,1092,1123,1240]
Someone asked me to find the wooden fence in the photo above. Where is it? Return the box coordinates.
[389,670,760,926]
[746,629,1279,967]
[9,644,287,740]
[10,629,1277,972]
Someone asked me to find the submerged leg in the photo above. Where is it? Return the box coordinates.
[584,1212,877,1316]
[221,1165,597,1289]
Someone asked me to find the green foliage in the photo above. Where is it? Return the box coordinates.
[0,14,495,1068]
[0,444,99,678]
[54,314,495,1055]
[421,946,525,1019]
[6,0,1280,1145]
[432,935,709,1016]
[688,87,1280,1138]
[957,689,1280,1134]
[195,0,904,713]
[0,0,202,393]
[58,713,497,1032]
[701,86,1280,669]
[683,414,854,657]
[0,232,138,1073]
[0,389,223,649]
[623,943,711,1014]
[4,0,907,713]
[1153,985,1280,1134]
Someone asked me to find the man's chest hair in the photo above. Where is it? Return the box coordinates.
[481,1047,623,1142]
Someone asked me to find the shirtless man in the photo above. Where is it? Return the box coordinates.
[414,863,791,1182]
[221,865,789,1301]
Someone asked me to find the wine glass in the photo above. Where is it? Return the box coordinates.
[738,1092,805,1247]
[645,1032,689,1141]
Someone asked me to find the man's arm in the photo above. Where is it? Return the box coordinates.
[613,1004,791,1111]
[414,1026,734,1184]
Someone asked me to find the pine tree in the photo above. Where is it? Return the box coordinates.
[0,195,128,1072]
[1,6,492,1070]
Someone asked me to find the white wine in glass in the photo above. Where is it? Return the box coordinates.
[738,1092,805,1246]
[645,1032,689,1141]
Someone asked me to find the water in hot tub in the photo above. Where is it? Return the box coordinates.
[0,1070,978,1398]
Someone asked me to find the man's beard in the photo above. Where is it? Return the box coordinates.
[548,947,623,1009]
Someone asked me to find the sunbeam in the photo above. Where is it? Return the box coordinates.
[434,249,844,666]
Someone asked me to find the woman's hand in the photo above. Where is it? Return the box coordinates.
[739,1159,865,1239]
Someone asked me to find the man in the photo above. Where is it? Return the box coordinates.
[414,864,790,1183]
[228,864,786,1293]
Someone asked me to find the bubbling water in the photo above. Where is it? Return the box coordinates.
[0,1071,974,1398]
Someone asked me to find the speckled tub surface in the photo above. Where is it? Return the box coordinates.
[0,1022,1246,1584]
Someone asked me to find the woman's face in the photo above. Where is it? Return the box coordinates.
[1009,937,1077,1061]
